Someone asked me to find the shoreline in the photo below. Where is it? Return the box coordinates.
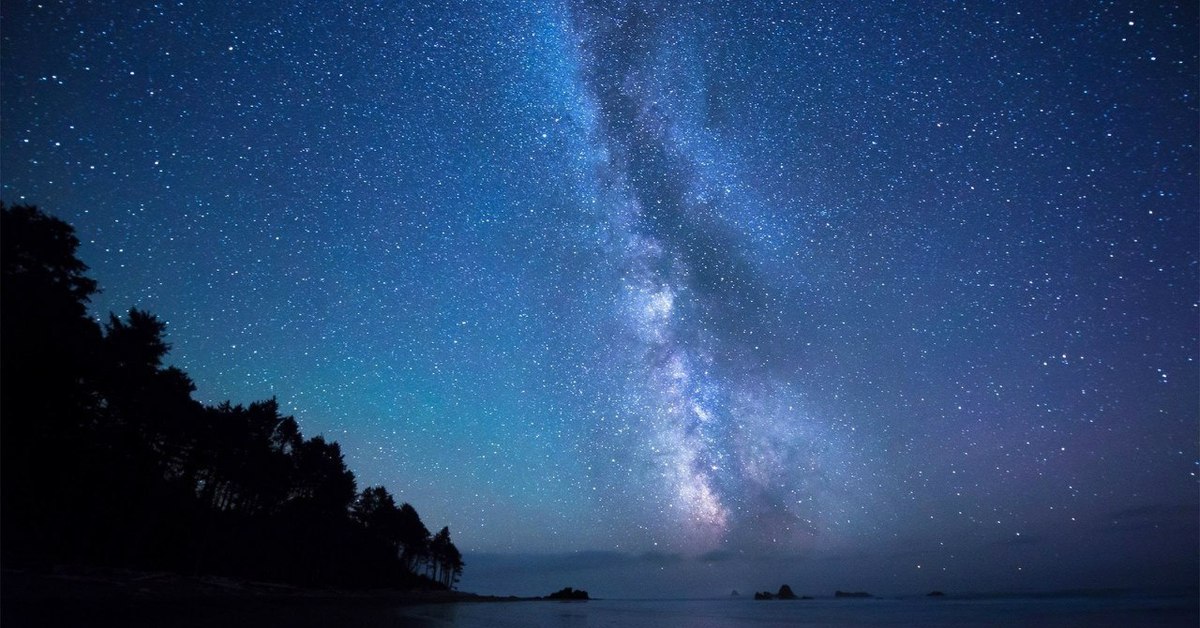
[1,565,515,603]
[2,565,529,628]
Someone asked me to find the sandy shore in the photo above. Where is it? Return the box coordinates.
[1,566,518,627]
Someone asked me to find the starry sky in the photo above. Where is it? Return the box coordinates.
[2,0,1196,598]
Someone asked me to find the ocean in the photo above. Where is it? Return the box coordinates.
[4,589,1197,627]
[395,596,1199,627]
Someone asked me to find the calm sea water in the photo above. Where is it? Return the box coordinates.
[5,590,1197,627]
[395,596,1199,628]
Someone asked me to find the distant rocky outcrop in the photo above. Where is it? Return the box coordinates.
[754,585,810,600]
[834,590,872,598]
[546,587,589,600]
[730,590,740,597]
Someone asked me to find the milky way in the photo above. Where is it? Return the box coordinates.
[558,2,854,549]
[2,0,1195,596]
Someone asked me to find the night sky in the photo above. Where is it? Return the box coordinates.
[2,0,1196,598]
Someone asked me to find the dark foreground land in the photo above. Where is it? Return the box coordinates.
[2,567,512,628]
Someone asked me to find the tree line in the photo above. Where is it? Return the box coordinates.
[0,203,463,589]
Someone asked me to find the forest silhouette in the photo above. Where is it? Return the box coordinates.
[0,203,464,590]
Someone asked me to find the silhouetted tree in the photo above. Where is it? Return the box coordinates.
[353,486,398,529]
[290,436,357,513]
[427,526,463,588]
[396,502,431,572]
[1,204,103,563]
[353,486,405,553]
[445,540,465,589]
[0,202,461,590]
[104,309,170,371]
